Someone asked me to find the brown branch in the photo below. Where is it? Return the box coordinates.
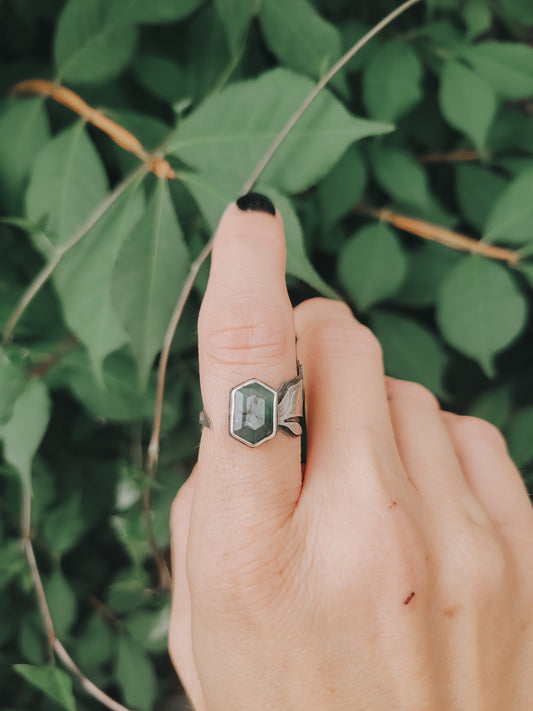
[356,204,520,264]
[21,495,131,711]
[12,79,175,179]
[28,335,79,379]
[420,149,480,163]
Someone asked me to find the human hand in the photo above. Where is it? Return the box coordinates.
[168,194,533,711]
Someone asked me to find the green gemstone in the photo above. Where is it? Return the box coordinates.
[231,381,276,446]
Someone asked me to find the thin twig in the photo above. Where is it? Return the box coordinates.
[241,0,422,194]
[356,204,520,264]
[2,166,146,344]
[420,149,480,163]
[144,0,423,554]
[29,335,79,379]
[12,79,175,179]
[20,488,132,711]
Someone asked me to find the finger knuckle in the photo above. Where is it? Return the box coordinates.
[311,319,383,364]
[200,299,292,367]
[452,415,507,450]
[443,526,508,597]
[387,379,439,409]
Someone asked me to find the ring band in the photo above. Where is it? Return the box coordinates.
[199,361,304,448]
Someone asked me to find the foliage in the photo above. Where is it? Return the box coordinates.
[1,0,533,709]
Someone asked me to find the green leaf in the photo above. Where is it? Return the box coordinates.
[1,379,50,491]
[362,40,423,122]
[14,665,76,711]
[43,494,88,555]
[462,0,492,40]
[25,123,108,247]
[370,310,449,399]
[112,180,190,387]
[484,168,533,244]
[110,0,205,24]
[495,0,533,26]
[468,385,512,429]
[76,614,113,669]
[0,352,26,425]
[0,540,25,592]
[115,634,157,711]
[370,145,448,221]
[262,188,338,299]
[395,243,461,308]
[338,223,407,311]
[44,569,77,638]
[259,0,343,82]
[507,406,533,468]
[133,54,187,106]
[60,348,148,421]
[54,0,138,83]
[124,603,171,653]
[0,98,50,213]
[439,60,497,154]
[436,257,527,376]
[462,42,533,100]
[455,164,507,233]
[53,182,145,379]
[317,145,367,228]
[215,0,262,54]
[169,67,393,194]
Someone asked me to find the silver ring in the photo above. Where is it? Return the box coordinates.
[199,361,304,448]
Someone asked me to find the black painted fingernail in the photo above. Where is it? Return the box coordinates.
[236,192,276,216]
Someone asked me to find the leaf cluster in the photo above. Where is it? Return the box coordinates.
[1,0,533,709]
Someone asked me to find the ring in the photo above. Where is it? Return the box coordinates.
[199,361,304,447]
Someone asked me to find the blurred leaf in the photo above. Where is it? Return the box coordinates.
[507,406,533,468]
[44,568,77,638]
[43,493,88,555]
[26,123,108,247]
[462,0,492,40]
[259,0,344,86]
[125,603,171,653]
[439,60,497,154]
[371,310,449,399]
[169,68,393,194]
[317,145,367,228]
[0,352,26,425]
[338,223,407,311]
[0,98,50,213]
[484,168,533,244]
[395,243,461,308]
[115,634,157,711]
[133,54,187,105]
[262,188,338,298]
[53,181,145,379]
[455,164,507,233]
[110,0,205,24]
[14,665,76,711]
[462,42,533,100]
[76,614,114,669]
[1,379,50,491]
[362,40,423,122]
[215,0,262,54]
[436,257,527,376]
[0,540,25,592]
[54,0,138,83]
[112,180,190,388]
[468,385,512,429]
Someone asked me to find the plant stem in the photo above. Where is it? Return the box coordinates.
[2,166,146,345]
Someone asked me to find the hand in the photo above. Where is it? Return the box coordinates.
[168,195,533,711]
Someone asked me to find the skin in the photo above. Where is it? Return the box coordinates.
[168,202,533,710]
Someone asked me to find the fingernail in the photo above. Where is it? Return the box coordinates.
[236,192,276,216]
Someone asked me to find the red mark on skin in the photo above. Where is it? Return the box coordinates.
[388,501,397,509]
[444,607,460,618]
[403,592,415,605]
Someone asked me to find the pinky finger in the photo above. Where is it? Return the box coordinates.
[442,412,533,534]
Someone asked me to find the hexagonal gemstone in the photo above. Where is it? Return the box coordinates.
[230,380,276,446]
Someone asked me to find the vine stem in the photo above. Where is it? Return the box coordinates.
[20,488,131,711]
[356,204,520,264]
[12,80,175,179]
[146,0,422,488]
[2,165,146,344]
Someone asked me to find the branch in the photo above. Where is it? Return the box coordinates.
[20,488,131,711]
[419,149,480,163]
[144,0,423,538]
[355,204,520,264]
[12,79,175,179]
[2,166,146,344]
